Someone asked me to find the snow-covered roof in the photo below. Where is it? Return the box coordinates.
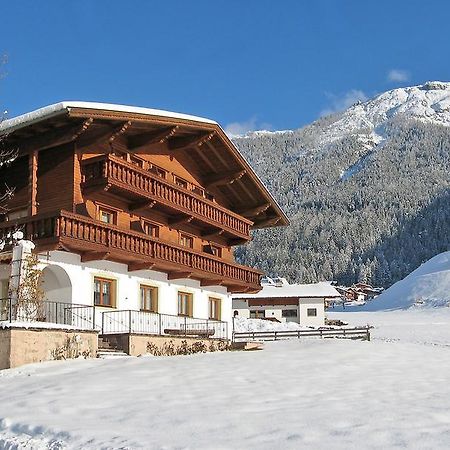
[233,281,342,299]
[0,101,217,134]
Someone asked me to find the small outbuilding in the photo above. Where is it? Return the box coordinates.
[232,277,342,327]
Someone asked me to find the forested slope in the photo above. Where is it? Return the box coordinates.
[233,82,450,287]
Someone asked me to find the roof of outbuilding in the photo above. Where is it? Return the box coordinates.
[233,282,342,299]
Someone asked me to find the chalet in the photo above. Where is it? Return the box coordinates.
[0,102,288,360]
[232,277,341,327]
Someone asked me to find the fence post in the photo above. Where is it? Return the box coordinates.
[101,311,105,335]
[320,329,323,339]
[129,310,132,334]
[184,316,187,337]
[92,306,96,330]
[158,313,162,336]
[9,297,12,323]
[366,326,370,341]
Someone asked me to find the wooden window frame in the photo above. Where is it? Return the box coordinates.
[93,276,116,308]
[173,175,188,189]
[148,163,167,179]
[307,308,317,317]
[140,284,158,313]
[96,202,119,226]
[203,243,222,257]
[208,297,221,320]
[128,154,145,168]
[177,291,193,317]
[141,219,160,238]
[179,232,194,249]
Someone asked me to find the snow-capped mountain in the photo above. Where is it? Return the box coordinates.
[232,82,450,289]
[319,81,450,146]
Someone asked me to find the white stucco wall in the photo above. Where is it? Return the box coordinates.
[37,251,232,327]
[298,298,325,327]
[232,297,325,327]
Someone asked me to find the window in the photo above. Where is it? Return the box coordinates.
[208,297,221,320]
[250,310,265,319]
[203,244,222,257]
[178,291,193,317]
[142,220,159,238]
[129,155,144,168]
[192,185,204,197]
[140,285,158,312]
[174,176,188,189]
[307,308,317,317]
[282,309,297,317]
[0,280,9,299]
[99,207,117,225]
[94,277,116,307]
[148,164,167,179]
[179,233,193,248]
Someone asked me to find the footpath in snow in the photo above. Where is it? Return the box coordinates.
[1,310,450,449]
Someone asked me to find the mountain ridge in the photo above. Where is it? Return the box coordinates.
[232,81,450,288]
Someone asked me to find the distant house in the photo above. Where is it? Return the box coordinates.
[232,277,341,327]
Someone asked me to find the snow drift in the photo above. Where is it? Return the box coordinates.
[364,251,450,310]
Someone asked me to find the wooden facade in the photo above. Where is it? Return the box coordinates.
[0,102,288,293]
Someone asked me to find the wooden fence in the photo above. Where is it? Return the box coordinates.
[232,326,371,342]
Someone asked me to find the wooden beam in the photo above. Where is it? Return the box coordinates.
[129,200,156,211]
[168,132,215,152]
[200,279,224,287]
[239,203,270,218]
[201,229,224,239]
[76,121,132,148]
[168,214,193,227]
[254,217,281,228]
[227,237,249,246]
[13,122,90,154]
[127,126,179,150]
[204,170,246,189]
[81,251,110,263]
[128,262,156,272]
[28,150,38,216]
[71,118,94,140]
[167,271,193,280]
[109,121,132,143]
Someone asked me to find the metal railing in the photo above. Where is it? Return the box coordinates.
[0,298,96,330]
[232,326,371,342]
[101,309,228,340]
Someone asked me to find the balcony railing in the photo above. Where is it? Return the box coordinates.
[81,155,252,239]
[0,298,96,330]
[0,211,262,291]
[101,309,228,340]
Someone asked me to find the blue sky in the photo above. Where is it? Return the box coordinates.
[1,0,449,133]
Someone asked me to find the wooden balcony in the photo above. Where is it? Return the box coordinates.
[81,155,252,242]
[0,211,262,293]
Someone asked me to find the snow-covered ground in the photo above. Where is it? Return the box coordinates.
[2,310,450,449]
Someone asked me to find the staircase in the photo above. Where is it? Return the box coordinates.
[97,336,129,359]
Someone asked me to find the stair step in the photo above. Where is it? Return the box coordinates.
[97,350,129,359]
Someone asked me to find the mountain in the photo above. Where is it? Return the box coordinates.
[363,251,450,310]
[233,81,450,288]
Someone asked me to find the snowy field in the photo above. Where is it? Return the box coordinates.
[1,310,450,449]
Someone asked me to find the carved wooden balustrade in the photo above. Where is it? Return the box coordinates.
[81,155,252,240]
[0,211,262,292]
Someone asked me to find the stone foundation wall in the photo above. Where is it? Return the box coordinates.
[0,326,98,370]
[104,333,229,356]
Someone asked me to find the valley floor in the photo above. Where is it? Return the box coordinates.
[1,309,450,449]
